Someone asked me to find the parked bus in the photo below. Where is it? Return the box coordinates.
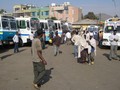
[0,15,18,45]
[40,19,55,42]
[62,22,73,33]
[87,25,99,40]
[16,17,40,46]
[102,18,120,47]
[53,20,62,37]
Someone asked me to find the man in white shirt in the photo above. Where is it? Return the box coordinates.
[13,32,19,53]
[65,31,71,45]
[71,31,81,58]
[87,33,96,65]
[109,30,119,61]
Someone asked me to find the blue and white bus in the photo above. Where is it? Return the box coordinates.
[53,20,63,37]
[0,15,18,45]
[40,19,55,42]
[16,17,40,46]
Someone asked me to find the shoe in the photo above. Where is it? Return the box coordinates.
[54,53,57,56]
[91,62,94,65]
[88,63,91,65]
[33,84,40,89]
[75,56,78,59]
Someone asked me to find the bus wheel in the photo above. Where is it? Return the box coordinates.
[19,38,24,47]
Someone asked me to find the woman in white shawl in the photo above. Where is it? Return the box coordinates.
[78,33,89,63]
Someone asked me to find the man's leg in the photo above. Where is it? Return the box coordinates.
[16,43,19,52]
[114,45,119,60]
[14,43,17,53]
[74,45,78,58]
[33,62,46,86]
[109,45,114,60]
[54,45,57,56]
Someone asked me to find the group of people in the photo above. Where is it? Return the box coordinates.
[11,28,119,89]
[71,30,96,65]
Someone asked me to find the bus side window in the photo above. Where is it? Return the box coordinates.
[2,19,9,30]
[27,21,30,28]
[10,20,17,30]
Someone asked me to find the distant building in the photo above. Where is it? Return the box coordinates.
[49,2,82,23]
[13,4,49,19]
[72,19,99,30]
[13,3,82,21]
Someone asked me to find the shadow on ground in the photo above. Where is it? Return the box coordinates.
[40,68,54,85]
[0,49,26,61]
[0,54,13,60]
[103,53,110,61]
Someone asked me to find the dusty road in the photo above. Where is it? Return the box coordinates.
[0,44,120,90]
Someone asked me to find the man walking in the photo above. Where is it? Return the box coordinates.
[109,30,119,61]
[53,31,62,56]
[13,32,19,53]
[31,30,47,89]
[71,31,81,58]
[87,33,96,65]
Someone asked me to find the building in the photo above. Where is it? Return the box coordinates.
[72,19,99,30]
[13,3,82,21]
[49,2,82,23]
[13,4,49,19]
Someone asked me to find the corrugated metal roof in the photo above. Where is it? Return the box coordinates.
[73,19,98,25]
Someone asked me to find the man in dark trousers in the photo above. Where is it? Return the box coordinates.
[53,31,62,56]
[13,32,19,53]
[31,30,47,89]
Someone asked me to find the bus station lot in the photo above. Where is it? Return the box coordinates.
[0,44,120,90]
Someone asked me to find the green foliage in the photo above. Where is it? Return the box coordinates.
[84,12,98,20]
[50,17,57,20]
[0,9,6,14]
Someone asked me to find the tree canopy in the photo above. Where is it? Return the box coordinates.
[84,12,98,20]
[0,9,6,14]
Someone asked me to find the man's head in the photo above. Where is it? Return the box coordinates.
[76,31,78,35]
[55,31,58,36]
[36,28,43,38]
[89,33,93,39]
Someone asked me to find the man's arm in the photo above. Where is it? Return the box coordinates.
[37,50,47,65]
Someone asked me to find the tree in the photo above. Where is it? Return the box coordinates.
[84,12,98,20]
[50,17,57,20]
[0,9,6,14]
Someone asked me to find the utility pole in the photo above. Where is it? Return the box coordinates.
[112,0,117,17]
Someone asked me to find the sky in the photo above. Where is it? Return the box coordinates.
[0,0,120,17]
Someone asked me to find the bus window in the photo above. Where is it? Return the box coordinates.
[58,23,61,29]
[105,26,114,33]
[116,26,120,33]
[55,23,57,29]
[44,23,48,29]
[17,20,26,29]
[0,22,1,29]
[31,20,39,30]
[10,20,17,30]
[27,21,30,28]
[40,22,44,29]
[2,19,9,29]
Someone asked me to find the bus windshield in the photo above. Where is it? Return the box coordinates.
[30,20,39,30]
[48,20,54,31]
[104,26,114,33]
[88,27,98,32]
[2,19,9,29]
[10,20,17,30]
[116,26,120,33]
[17,20,26,29]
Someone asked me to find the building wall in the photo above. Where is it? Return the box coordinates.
[13,4,49,19]
[13,3,82,21]
[49,5,82,23]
